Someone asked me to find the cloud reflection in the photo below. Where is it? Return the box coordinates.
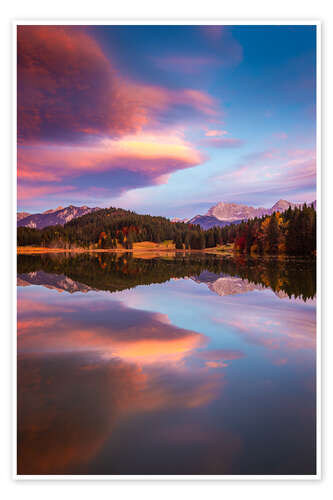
[17,290,227,474]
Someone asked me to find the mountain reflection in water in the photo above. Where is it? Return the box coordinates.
[17,252,316,300]
[17,253,316,475]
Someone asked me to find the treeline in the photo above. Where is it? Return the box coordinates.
[17,253,316,301]
[17,204,316,257]
[229,203,316,256]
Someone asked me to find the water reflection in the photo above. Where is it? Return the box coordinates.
[17,253,316,475]
[18,252,316,300]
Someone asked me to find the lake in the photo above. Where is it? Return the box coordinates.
[17,253,316,475]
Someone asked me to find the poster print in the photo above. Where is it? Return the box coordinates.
[16,23,319,478]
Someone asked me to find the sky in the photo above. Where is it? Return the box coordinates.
[17,24,317,217]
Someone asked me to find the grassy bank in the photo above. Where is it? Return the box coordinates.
[17,241,235,256]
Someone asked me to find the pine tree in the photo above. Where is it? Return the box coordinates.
[118,231,124,246]
[199,232,205,250]
[206,231,215,248]
[126,232,133,249]
[267,213,280,254]
[175,233,183,249]
[184,233,190,249]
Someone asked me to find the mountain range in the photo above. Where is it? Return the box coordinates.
[17,205,100,229]
[17,269,289,299]
[17,271,93,294]
[17,199,316,231]
[184,199,316,229]
[191,271,288,299]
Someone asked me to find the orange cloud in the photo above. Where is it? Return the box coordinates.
[17,317,60,335]
[17,132,205,201]
[18,296,207,365]
[17,354,147,474]
[196,349,245,369]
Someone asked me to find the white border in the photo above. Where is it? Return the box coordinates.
[12,20,322,481]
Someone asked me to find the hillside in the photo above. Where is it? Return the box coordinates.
[17,207,204,250]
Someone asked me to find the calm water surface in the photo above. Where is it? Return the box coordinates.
[17,253,316,475]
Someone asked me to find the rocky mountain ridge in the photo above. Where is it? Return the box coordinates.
[17,212,31,222]
[186,199,315,229]
[17,271,93,293]
[192,272,289,299]
[17,205,101,229]
[18,199,316,231]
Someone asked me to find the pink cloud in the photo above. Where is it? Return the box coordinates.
[205,130,228,137]
[18,26,147,143]
[18,297,206,365]
[287,148,313,158]
[213,298,316,354]
[205,361,229,368]
[214,147,316,194]
[19,133,203,177]
[17,26,221,205]
[243,149,278,162]
[17,132,205,202]
[18,26,220,145]
[18,317,60,335]
[18,164,62,182]
[18,183,75,201]
[129,85,219,122]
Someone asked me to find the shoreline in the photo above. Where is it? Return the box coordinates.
[16,246,314,261]
[17,246,228,255]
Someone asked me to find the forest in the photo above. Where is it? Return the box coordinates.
[17,204,316,257]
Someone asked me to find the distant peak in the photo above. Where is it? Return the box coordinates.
[274,199,289,205]
[271,199,295,210]
[43,206,64,214]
